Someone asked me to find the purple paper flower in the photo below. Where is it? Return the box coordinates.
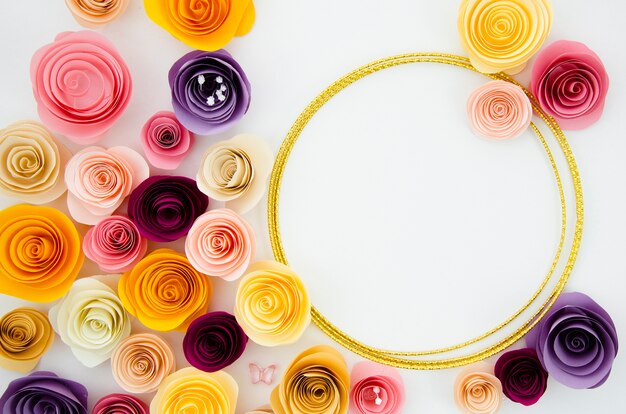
[183,311,248,372]
[169,49,251,135]
[494,348,548,406]
[0,371,88,414]
[128,175,209,242]
[526,292,619,389]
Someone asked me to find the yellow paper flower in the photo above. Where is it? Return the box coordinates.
[271,345,350,414]
[144,0,256,51]
[457,0,552,74]
[235,261,311,346]
[0,308,54,373]
[118,248,212,331]
[0,204,84,302]
[150,367,238,414]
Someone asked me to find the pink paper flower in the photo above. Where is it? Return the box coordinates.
[531,40,609,130]
[140,111,193,170]
[30,31,132,144]
[349,361,405,414]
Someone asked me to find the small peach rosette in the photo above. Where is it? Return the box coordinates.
[246,407,274,414]
[454,368,503,414]
[0,308,55,373]
[65,0,130,28]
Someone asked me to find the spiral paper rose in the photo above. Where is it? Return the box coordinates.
[349,361,405,414]
[458,0,552,74]
[0,204,83,302]
[494,348,547,406]
[0,121,71,204]
[185,209,256,280]
[525,292,618,389]
[246,407,274,414]
[235,261,311,346]
[454,369,502,414]
[30,31,132,143]
[140,111,193,170]
[128,175,209,242]
[0,308,54,373]
[169,49,251,135]
[531,40,609,130]
[197,134,273,213]
[65,146,149,225]
[271,345,350,414]
[467,80,532,140]
[118,249,213,331]
[150,367,238,414]
[65,0,130,27]
[144,0,256,51]
[93,394,149,414]
[0,371,88,414]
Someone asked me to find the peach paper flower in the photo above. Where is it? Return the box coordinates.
[0,308,55,373]
[246,406,274,414]
[65,0,130,28]
[454,368,503,414]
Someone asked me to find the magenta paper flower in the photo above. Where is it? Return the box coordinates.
[494,348,548,406]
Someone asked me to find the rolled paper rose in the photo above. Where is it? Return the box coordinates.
[197,134,273,213]
[0,308,54,373]
[169,49,251,135]
[118,249,213,331]
[0,371,88,414]
[270,345,350,414]
[531,40,610,130]
[494,348,547,406]
[458,0,552,74]
[93,394,149,414]
[185,208,256,280]
[111,333,176,394]
[150,367,238,414]
[144,0,256,51]
[0,121,71,204]
[349,361,405,414]
[83,215,148,273]
[140,111,193,170]
[467,80,532,140]
[128,175,209,242]
[235,261,311,346]
[246,407,274,414]
[454,368,502,414]
[49,278,131,367]
[30,31,132,143]
[0,204,83,302]
[525,291,618,389]
[65,0,130,28]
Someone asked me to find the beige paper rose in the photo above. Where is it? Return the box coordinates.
[0,308,55,373]
[454,368,503,414]
[65,0,130,28]
[246,406,274,414]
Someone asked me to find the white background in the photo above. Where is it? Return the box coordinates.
[1,0,626,413]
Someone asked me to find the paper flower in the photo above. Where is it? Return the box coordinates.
[0,204,83,302]
[65,146,149,225]
[235,261,311,346]
[0,121,70,204]
[270,345,350,414]
[140,111,193,170]
[197,134,273,213]
[128,175,209,242]
[454,368,502,414]
[457,0,552,74]
[525,292,618,389]
[118,249,213,331]
[93,394,149,414]
[0,371,88,414]
[0,308,54,373]
[185,209,256,280]
[246,407,274,414]
[494,348,547,406]
[65,0,130,28]
[349,361,405,414]
[30,31,132,143]
[183,311,248,372]
[112,333,176,394]
[150,367,238,414]
[169,49,251,135]
[467,80,532,140]
[144,0,255,51]
[531,40,609,130]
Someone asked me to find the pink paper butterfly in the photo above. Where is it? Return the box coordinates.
[249,363,276,385]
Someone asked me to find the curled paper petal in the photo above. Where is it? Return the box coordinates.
[270,345,350,414]
[235,261,311,346]
[30,31,132,143]
[118,249,213,331]
[150,367,238,414]
[454,368,502,414]
[112,333,176,394]
[467,80,532,140]
[169,49,251,135]
[0,204,83,302]
[140,111,193,170]
[65,146,149,225]
[49,277,131,367]
[93,394,149,414]
[349,361,405,414]
[0,121,71,204]
[494,348,547,406]
[458,0,552,74]
[0,308,54,373]
[65,0,130,28]
[246,406,274,414]
[197,134,273,213]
